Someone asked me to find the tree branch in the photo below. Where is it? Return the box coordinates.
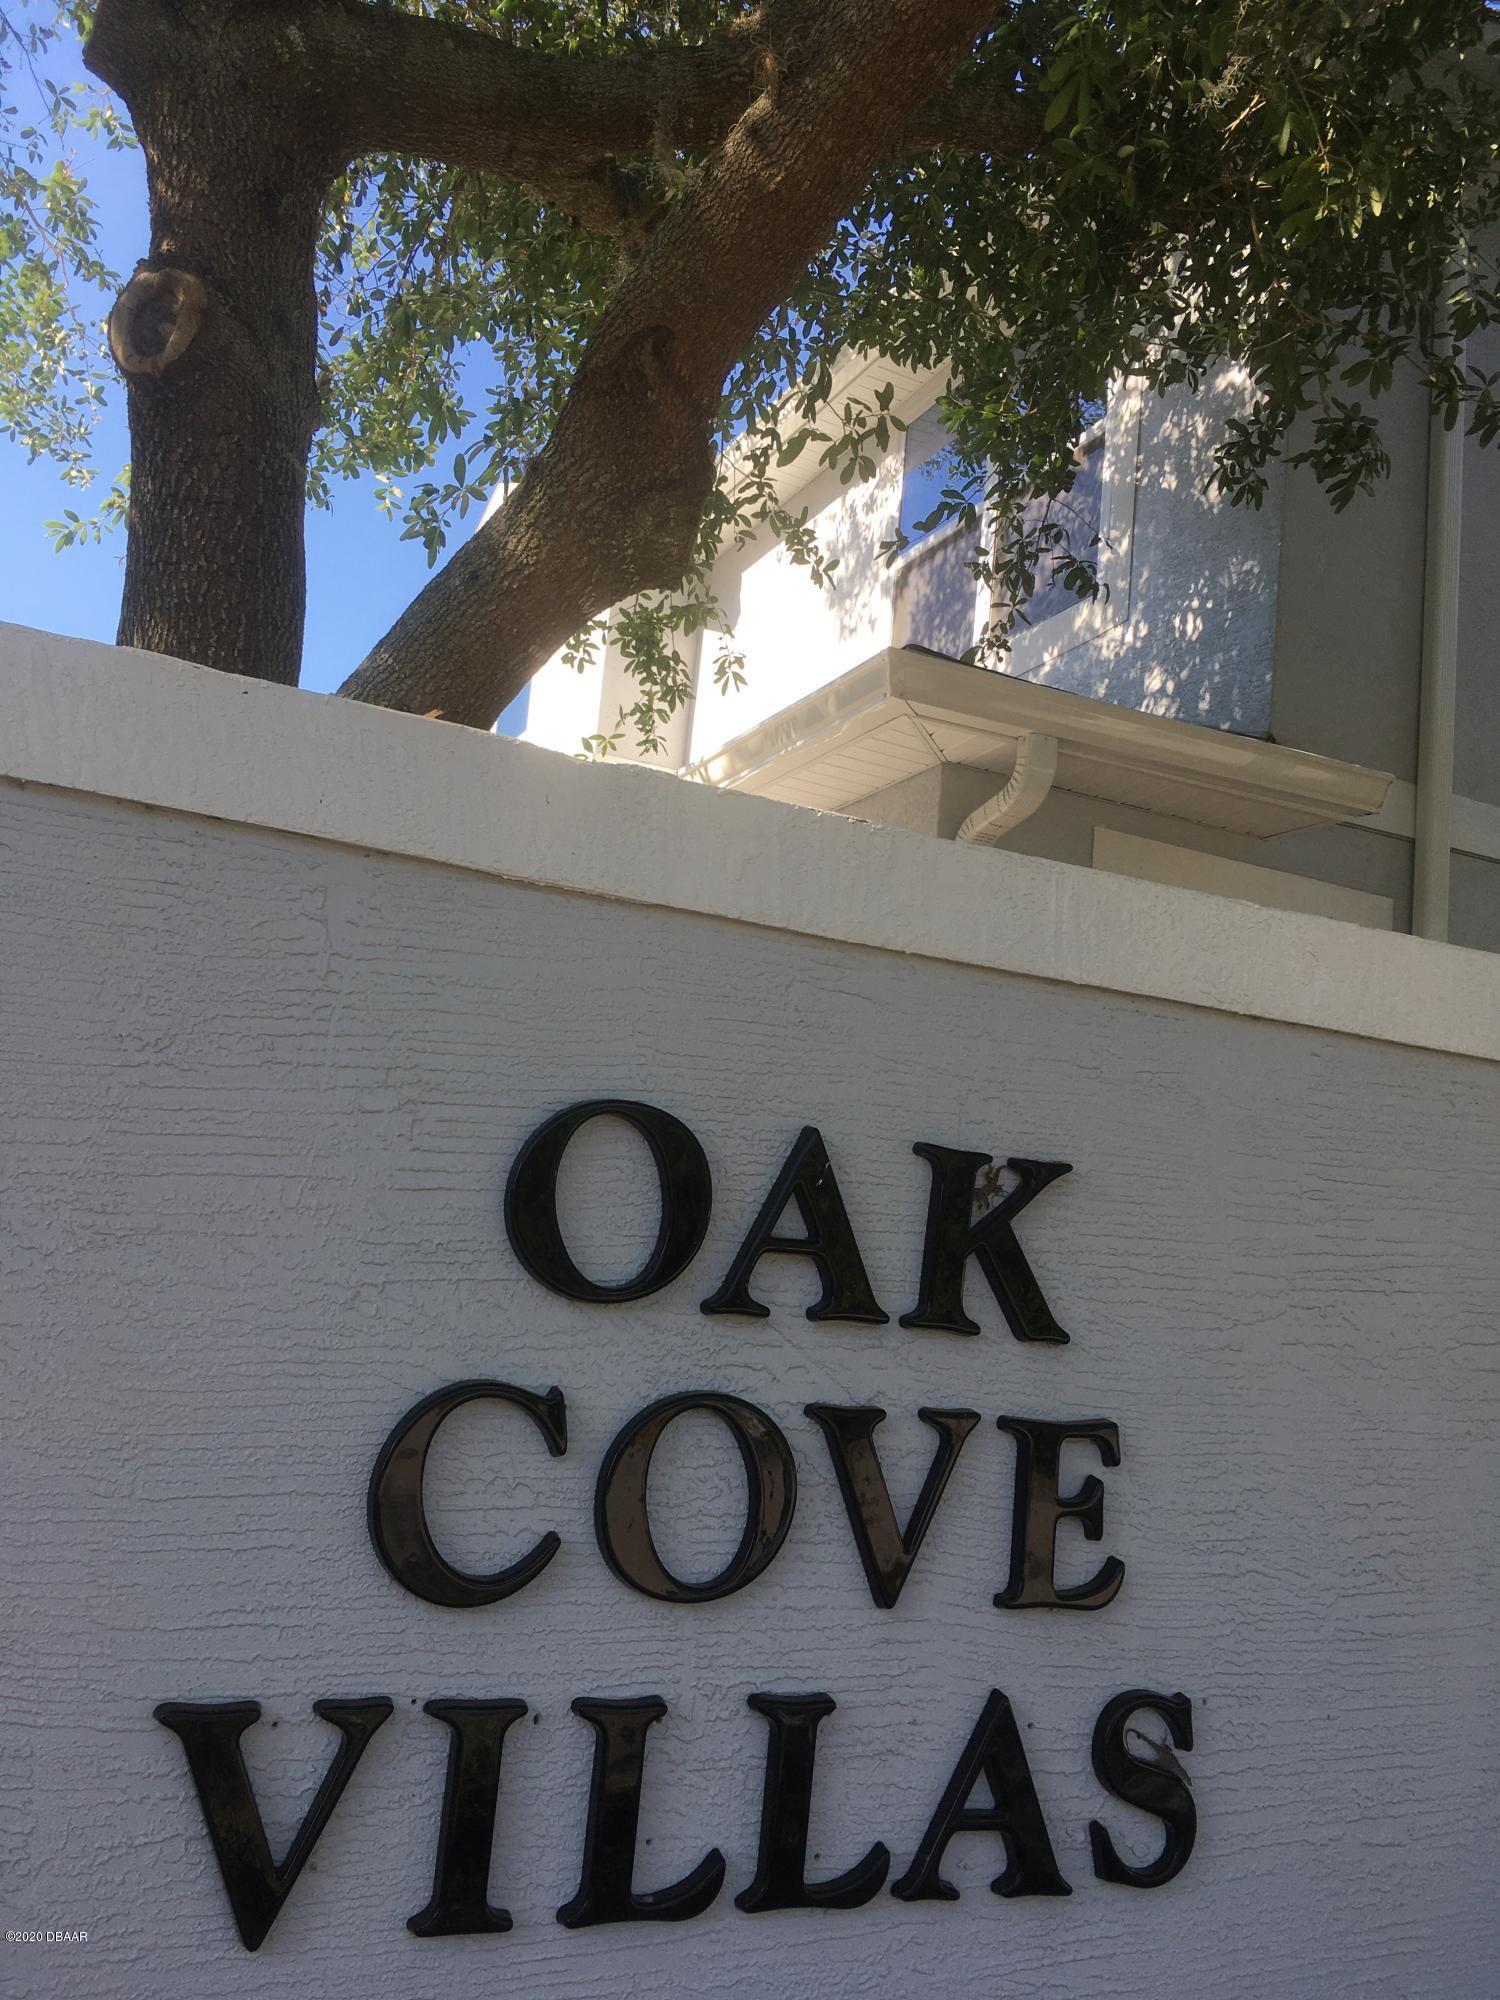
[307,2,1037,237]
[313,5,759,200]
[905,76,1044,156]
[337,0,1017,723]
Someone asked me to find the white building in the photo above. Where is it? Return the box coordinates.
[519,346,1500,952]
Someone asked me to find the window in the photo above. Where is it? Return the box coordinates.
[898,406,965,548]
[893,400,1107,659]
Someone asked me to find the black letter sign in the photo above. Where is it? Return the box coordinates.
[1089,1689,1196,1888]
[409,1699,529,1937]
[736,1694,890,1913]
[505,1100,712,1303]
[557,1698,725,1927]
[805,1403,980,1608]
[994,1415,1124,1610]
[155,1698,393,1952]
[701,1126,888,1324]
[901,1148,1071,1342]
[368,1380,568,1608]
[595,1392,797,1603]
[891,1690,1071,1901]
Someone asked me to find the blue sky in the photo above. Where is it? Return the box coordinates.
[1,28,528,728]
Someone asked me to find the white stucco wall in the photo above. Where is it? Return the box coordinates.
[4,627,1499,2000]
[517,633,605,758]
[686,445,908,760]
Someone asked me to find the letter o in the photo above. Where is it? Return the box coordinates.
[595,1392,798,1603]
[504,1100,712,1303]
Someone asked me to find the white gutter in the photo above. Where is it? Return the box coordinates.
[956,733,1058,844]
[1413,310,1464,941]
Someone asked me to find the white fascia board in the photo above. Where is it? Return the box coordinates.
[691,647,1393,839]
[4,620,1493,1065]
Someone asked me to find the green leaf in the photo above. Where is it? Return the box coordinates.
[1044,80,1076,133]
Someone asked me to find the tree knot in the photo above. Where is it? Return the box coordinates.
[108,266,209,380]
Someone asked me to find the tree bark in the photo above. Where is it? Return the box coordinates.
[88,0,342,684]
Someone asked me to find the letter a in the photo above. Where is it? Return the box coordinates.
[891,1690,1070,1901]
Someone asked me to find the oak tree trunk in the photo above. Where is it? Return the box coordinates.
[89,2,339,684]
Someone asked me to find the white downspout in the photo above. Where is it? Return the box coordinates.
[956,733,1059,846]
[1413,312,1464,941]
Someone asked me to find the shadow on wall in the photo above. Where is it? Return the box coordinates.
[795,448,976,658]
[817,460,898,649]
[1026,553,1278,736]
[892,530,983,659]
[711,454,893,663]
[1019,370,1281,739]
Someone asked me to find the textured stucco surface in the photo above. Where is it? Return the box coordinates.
[842,767,1421,936]
[1270,380,1428,784]
[1455,321,1500,812]
[3,775,1498,1998]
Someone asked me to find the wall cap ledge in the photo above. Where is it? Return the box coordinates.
[3,620,1496,1064]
